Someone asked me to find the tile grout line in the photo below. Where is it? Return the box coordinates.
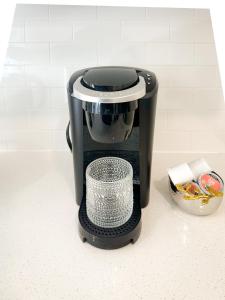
[48,5,51,66]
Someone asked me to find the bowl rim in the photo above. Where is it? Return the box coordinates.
[86,156,133,185]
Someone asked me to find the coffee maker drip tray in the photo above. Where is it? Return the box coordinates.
[78,185,141,250]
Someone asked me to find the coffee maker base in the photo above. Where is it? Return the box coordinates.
[78,186,142,250]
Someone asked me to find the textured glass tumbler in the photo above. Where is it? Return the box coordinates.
[86,157,133,228]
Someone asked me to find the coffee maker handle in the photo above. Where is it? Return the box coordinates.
[66,121,72,151]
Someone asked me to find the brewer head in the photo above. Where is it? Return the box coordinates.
[72,67,146,143]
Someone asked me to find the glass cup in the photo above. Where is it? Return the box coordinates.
[86,157,133,228]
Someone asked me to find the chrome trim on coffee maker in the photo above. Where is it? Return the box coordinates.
[72,75,146,103]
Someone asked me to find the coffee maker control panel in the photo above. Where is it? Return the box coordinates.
[138,70,157,96]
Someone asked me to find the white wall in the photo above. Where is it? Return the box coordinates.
[0,4,224,152]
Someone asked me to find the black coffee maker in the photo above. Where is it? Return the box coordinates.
[67,66,158,249]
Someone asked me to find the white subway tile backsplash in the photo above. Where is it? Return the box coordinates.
[154,110,167,131]
[14,4,49,21]
[169,8,196,24]
[192,88,225,110]
[0,88,5,111]
[49,88,67,110]
[191,131,225,153]
[145,44,170,65]
[49,5,96,20]
[30,88,51,109]
[50,42,98,66]
[195,9,211,21]
[52,130,68,151]
[205,110,225,130]
[28,109,68,130]
[169,44,195,65]
[5,43,49,65]
[158,87,224,111]
[154,130,192,152]
[25,66,68,87]
[158,88,194,110]
[4,87,51,111]
[147,8,195,25]
[169,66,221,88]
[195,20,214,43]
[122,21,170,42]
[5,130,53,150]
[167,110,192,131]
[74,21,121,42]
[98,41,146,65]
[167,110,225,131]
[195,44,218,65]
[4,87,33,110]
[146,8,172,23]
[25,21,73,42]
[0,66,27,87]
[171,20,213,43]
[170,22,195,43]
[97,6,146,20]
[0,110,29,130]
[9,22,24,42]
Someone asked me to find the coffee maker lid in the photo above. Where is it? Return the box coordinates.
[82,67,139,92]
[72,67,146,104]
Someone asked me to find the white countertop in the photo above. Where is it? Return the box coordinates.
[0,151,225,300]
